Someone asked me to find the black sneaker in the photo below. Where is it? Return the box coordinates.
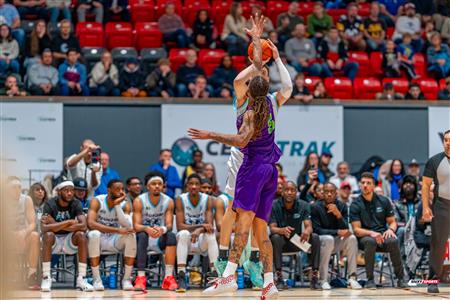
[310,270,321,290]
[275,271,287,291]
[176,271,187,293]
[365,279,377,290]
[427,284,439,293]
[27,273,39,290]
[397,279,408,289]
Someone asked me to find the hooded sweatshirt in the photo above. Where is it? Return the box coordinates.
[119,64,145,91]
[58,60,87,86]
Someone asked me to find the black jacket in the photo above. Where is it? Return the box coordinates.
[317,37,348,62]
[209,66,238,89]
[193,18,214,43]
[119,65,145,91]
[311,200,349,236]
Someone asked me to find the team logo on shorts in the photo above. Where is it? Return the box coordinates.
[171,137,199,167]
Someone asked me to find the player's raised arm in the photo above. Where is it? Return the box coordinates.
[266,39,293,107]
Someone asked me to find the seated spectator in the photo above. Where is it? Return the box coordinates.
[218,84,232,99]
[120,57,147,97]
[404,83,426,100]
[51,19,81,65]
[104,0,130,23]
[320,152,335,180]
[192,9,214,49]
[392,3,423,53]
[209,55,237,97]
[297,152,326,188]
[203,163,220,196]
[0,74,27,96]
[0,0,25,49]
[46,0,71,26]
[378,3,396,28]
[24,19,51,69]
[27,50,59,96]
[285,23,321,75]
[77,0,103,23]
[59,48,89,96]
[276,1,303,50]
[413,202,431,250]
[269,54,297,93]
[381,159,405,201]
[441,17,450,42]
[337,3,366,51]
[146,58,176,98]
[94,152,120,196]
[307,2,333,45]
[148,149,182,199]
[89,50,120,96]
[318,27,359,81]
[292,73,313,104]
[73,177,89,211]
[270,181,321,290]
[382,40,402,78]
[376,82,404,100]
[125,177,142,209]
[350,172,407,289]
[221,2,248,55]
[397,33,418,80]
[438,76,450,100]
[158,3,191,49]
[247,4,273,39]
[176,49,205,97]
[363,2,386,52]
[13,0,48,23]
[329,161,359,194]
[188,75,209,99]
[312,182,362,290]
[268,30,280,49]
[312,81,329,99]
[0,24,19,75]
[181,149,203,185]
[426,32,450,79]
[338,182,353,210]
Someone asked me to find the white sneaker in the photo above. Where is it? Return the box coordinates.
[261,282,279,299]
[41,276,52,292]
[348,278,362,290]
[122,279,134,291]
[203,275,238,296]
[321,281,332,290]
[76,277,94,292]
[92,278,104,291]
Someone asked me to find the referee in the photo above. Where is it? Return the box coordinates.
[422,129,450,293]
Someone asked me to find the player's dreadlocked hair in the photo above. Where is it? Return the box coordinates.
[248,76,270,140]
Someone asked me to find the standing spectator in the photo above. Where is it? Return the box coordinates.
[392,3,423,52]
[77,0,103,23]
[375,82,404,100]
[46,0,71,26]
[148,149,182,199]
[203,163,219,196]
[437,76,450,100]
[24,19,51,69]
[297,152,326,188]
[318,27,359,81]
[381,159,405,201]
[312,81,330,99]
[188,75,209,99]
[350,172,407,289]
[404,82,426,100]
[247,4,273,39]
[209,55,237,97]
[27,50,59,96]
[329,161,359,194]
[285,23,322,75]
[221,2,248,56]
[13,0,48,20]
[307,2,333,45]
[363,2,386,52]
[158,3,191,49]
[397,33,418,79]
[176,49,205,97]
[120,57,147,97]
[59,48,89,96]
[0,0,25,49]
[0,24,19,75]
[104,0,130,23]
[125,177,142,209]
[292,73,313,104]
[269,54,297,93]
[192,9,214,49]
[94,152,120,196]
[276,1,303,49]
[89,51,120,96]
[426,32,450,79]
[0,75,27,96]
[66,139,103,199]
[146,58,176,98]
[336,3,366,51]
[51,19,81,65]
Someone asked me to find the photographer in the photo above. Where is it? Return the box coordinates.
[66,139,103,199]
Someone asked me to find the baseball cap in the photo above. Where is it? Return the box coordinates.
[322,151,333,158]
[408,159,419,167]
[73,177,88,190]
[405,3,415,10]
[126,57,139,65]
[340,182,351,189]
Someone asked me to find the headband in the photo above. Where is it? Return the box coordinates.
[57,181,74,190]
[147,176,164,184]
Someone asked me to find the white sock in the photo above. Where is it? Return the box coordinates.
[28,268,37,277]
[124,265,133,280]
[78,263,87,278]
[91,266,100,280]
[138,271,146,277]
[42,262,51,278]
[219,245,229,250]
[222,261,238,278]
[251,247,259,251]
[165,265,174,278]
[264,272,274,286]
[178,266,186,273]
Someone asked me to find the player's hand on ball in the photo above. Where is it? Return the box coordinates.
[266,39,279,60]
[188,128,211,140]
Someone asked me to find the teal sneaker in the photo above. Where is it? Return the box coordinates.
[243,260,263,289]
[214,259,228,277]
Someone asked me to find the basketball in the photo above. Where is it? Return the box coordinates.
[248,39,273,61]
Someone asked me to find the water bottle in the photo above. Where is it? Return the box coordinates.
[102,275,109,288]
[185,269,190,287]
[109,266,117,289]
[237,267,244,289]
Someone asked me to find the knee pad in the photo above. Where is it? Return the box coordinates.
[124,234,137,258]
[87,230,101,258]
[166,231,177,247]
[177,230,191,242]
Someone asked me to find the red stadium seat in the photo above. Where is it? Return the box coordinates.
[211,1,231,34]
[266,1,289,26]
[169,48,189,71]
[358,2,370,16]
[298,2,314,16]
[386,27,394,39]
[105,22,134,49]
[354,78,382,99]
[240,1,266,19]
[348,51,370,77]
[439,79,446,90]
[198,49,227,76]
[382,78,410,95]
[370,51,383,76]
[413,78,439,100]
[328,9,346,23]
[130,2,155,23]
[155,0,182,20]
[304,76,322,92]
[182,1,211,27]
[232,55,247,72]
[76,22,104,48]
[413,53,426,77]
[135,22,163,50]
[324,77,353,99]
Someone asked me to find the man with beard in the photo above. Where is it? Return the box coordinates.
[40,180,93,292]
[125,177,143,211]
[87,179,136,291]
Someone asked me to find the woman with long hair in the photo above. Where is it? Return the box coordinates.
[28,182,48,233]
[221,2,248,55]
[297,152,326,188]
[0,24,20,76]
[381,159,405,201]
[203,163,220,195]
[192,9,214,49]
[25,19,52,69]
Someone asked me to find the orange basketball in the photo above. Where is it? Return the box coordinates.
[248,39,273,61]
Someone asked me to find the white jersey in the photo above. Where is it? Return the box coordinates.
[138,192,171,227]
[95,194,121,228]
[180,192,209,225]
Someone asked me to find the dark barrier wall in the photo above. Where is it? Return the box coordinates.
[64,104,161,182]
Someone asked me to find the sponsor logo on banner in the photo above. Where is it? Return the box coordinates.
[171,137,200,166]
[428,107,450,156]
